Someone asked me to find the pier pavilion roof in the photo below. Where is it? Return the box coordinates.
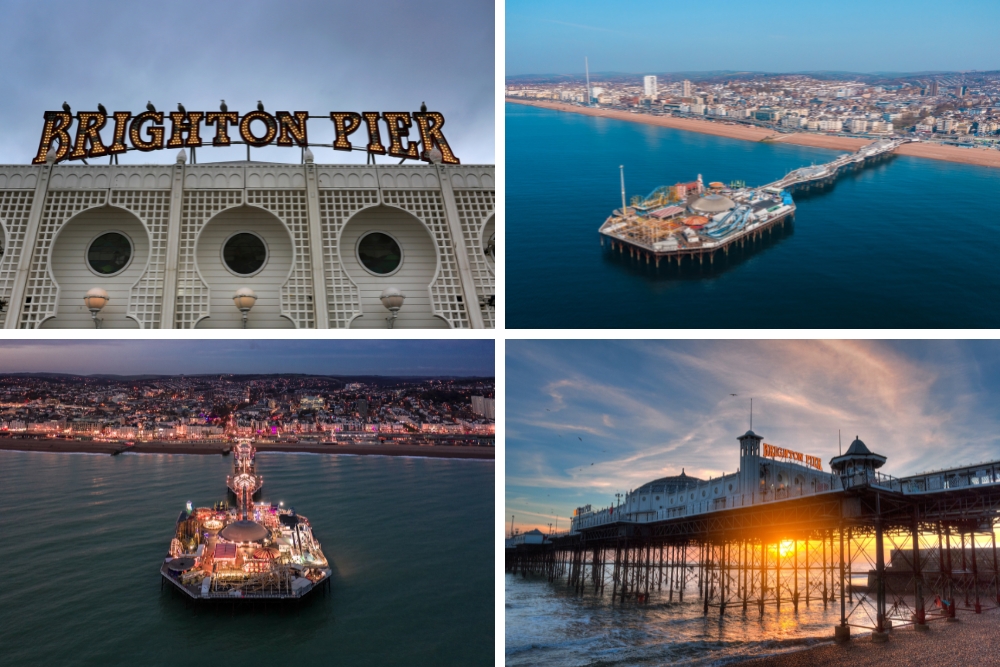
[634,469,704,495]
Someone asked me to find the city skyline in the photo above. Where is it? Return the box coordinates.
[0,0,494,165]
[507,0,999,75]
[0,340,494,377]
[507,340,1000,532]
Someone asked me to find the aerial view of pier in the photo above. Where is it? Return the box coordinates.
[600,139,905,267]
[161,439,331,600]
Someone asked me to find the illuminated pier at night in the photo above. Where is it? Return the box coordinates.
[161,439,331,600]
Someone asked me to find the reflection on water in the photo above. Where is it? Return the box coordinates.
[506,573,847,666]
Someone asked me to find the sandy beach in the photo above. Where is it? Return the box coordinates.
[507,98,1000,169]
[739,612,1000,666]
[0,437,495,460]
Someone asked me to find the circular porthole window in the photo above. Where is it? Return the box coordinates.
[222,232,268,276]
[357,231,403,276]
[86,231,133,276]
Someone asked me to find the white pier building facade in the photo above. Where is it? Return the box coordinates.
[573,430,839,530]
[0,154,494,329]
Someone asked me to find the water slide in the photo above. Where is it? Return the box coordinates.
[703,205,752,239]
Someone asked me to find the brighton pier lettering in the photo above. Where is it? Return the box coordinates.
[763,442,823,471]
[32,109,459,165]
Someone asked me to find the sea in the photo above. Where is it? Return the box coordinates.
[505,571,868,667]
[506,103,1000,329]
[0,450,493,666]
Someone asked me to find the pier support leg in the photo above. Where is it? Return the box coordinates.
[703,544,712,616]
[993,530,999,605]
[759,540,766,615]
[913,510,928,631]
[961,531,970,608]
[793,539,799,611]
[680,544,686,602]
[742,540,749,612]
[971,530,981,613]
[821,532,828,607]
[836,525,850,642]
[873,499,888,642]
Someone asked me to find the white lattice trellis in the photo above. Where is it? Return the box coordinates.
[245,189,314,329]
[454,189,495,329]
[0,190,34,328]
[317,190,376,328]
[20,190,108,328]
[381,189,469,328]
[112,190,172,329]
[175,190,243,328]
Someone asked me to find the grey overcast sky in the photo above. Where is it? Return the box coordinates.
[0,0,494,166]
[0,340,495,376]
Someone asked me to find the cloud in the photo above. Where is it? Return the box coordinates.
[506,341,1000,532]
[0,0,493,165]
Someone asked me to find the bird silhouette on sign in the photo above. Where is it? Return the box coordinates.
[257,100,265,112]
[177,102,186,114]
[97,103,107,115]
[146,101,156,113]
[420,101,427,113]
[62,102,71,114]
[220,100,228,112]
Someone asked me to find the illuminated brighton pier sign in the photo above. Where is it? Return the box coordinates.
[763,443,823,471]
[32,107,459,165]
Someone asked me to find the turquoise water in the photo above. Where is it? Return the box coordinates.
[0,451,493,666]
[506,103,1000,329]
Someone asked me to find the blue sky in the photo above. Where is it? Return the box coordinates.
[507,0,999,75]
[507,340,1000,532]
[0,340,494,376]
[0,0,493,166]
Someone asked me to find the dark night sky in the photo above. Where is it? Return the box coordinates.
[0,340,494,376]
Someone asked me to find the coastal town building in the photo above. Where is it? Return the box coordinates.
[506,71,1000,147]
[0,374,495,442]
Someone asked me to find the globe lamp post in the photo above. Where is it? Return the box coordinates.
[379,287,405,328]
[83,287,109,328]
[233,287,257,328]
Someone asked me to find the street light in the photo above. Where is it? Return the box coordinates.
[83,287,109,328]
[233,287,257,328]
[379,287,405,328]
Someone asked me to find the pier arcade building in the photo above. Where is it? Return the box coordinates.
[0,153,494,328]
[573,430,841,529]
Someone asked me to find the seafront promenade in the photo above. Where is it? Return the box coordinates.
[507,99,1000,169]
[0,437,495,459]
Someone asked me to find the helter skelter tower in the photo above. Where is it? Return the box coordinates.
[227,440,264,520]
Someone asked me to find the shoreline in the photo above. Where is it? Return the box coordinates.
[507,98,1000,169]
[0,438,495,460]
[736,612,1000,666]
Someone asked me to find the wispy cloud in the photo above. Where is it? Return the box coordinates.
[506,340,1000,533]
